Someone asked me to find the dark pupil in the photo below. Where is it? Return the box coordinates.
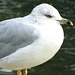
[46,15,52,18]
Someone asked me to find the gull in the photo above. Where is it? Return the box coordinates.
[0,3,73,75]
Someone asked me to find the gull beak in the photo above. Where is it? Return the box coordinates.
[57,18,73,26]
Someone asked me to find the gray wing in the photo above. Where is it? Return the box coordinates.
[0,18,39,58]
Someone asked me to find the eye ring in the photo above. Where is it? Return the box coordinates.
[45,15,52,18]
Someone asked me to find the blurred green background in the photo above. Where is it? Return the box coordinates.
[0,0,75,75]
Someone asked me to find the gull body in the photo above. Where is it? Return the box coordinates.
[0,3,73,75]
[0,19,64,70]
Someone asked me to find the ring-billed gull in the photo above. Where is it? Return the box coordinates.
[0,3,73,75]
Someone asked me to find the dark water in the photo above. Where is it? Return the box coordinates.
[0,0,75,75]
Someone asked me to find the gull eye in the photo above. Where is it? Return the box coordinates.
[46,15,52,18]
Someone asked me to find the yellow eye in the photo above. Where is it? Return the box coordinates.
[46,15,52,18]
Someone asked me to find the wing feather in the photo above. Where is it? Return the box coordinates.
[0,18,39,58]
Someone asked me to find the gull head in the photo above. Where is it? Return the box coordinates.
[31,3,73,26]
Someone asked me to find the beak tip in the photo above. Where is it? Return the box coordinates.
[67,21,73,26]
[70,22,73,26]
[64,18,73,26]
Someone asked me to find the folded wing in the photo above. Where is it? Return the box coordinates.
[0,18,39,58]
